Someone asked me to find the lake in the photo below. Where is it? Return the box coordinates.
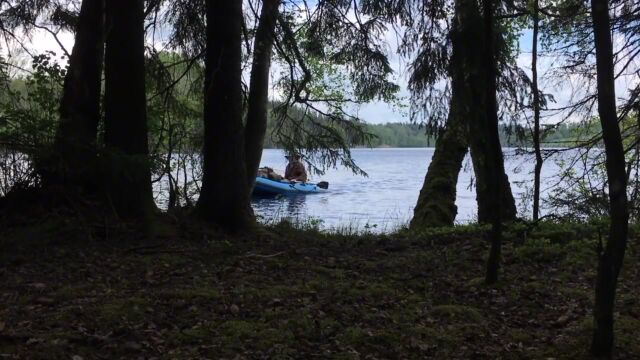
[253,148,568,232]
[1,147,572,230]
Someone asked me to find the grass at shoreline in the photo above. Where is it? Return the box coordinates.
[1,215,639,359]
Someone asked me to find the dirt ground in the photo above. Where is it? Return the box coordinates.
[1,211,639,359]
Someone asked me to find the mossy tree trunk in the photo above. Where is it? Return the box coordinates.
[196,0,255,232]
[245,0,281,190]
[52,0,103,189]
[410,0,516,230]
[410,31,470,229]
[590,0,629,355]
[103,0,155,218]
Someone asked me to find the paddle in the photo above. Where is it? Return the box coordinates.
[317,181,329,189]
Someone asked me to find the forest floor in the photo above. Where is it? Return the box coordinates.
[1,196,640,359]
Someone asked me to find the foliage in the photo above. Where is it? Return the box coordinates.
[145,51,204,209]
[0,51,64,149]
[544,115,640,221]
[0,51,65,194]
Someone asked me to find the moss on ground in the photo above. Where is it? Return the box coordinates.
[0,218,639,358]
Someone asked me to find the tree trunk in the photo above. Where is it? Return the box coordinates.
[531,0,543,221]
[196,0,254,231]
[590,0,629,356]
[410,0,516,230]
[411,121,468,229]
[410,19,471,229]
[470,148,517,223]
[476,0,504,284]
[463,0,515,228]
[103,0,154,218]
[53,0,103,188]
[245,0,281,190]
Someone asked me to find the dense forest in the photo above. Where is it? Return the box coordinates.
[0,0,639,358]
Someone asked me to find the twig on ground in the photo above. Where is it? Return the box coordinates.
[242,251,287,259]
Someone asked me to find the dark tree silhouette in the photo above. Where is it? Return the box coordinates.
[589,0,630,355]
[53,0,103,190]
[531,0,543,221]
[103,0,155,218]
[479,0,504,284]
[244,0,281,190]
[196,0,254,231]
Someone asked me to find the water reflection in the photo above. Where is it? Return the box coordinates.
[252,194,308,224]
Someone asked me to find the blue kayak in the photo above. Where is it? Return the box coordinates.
[253,177,326,196]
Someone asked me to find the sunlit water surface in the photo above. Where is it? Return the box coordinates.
[250,148,568,232]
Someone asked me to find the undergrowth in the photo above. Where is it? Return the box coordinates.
[0,206,639,359]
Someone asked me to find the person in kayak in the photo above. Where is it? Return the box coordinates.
[284,153,307,182]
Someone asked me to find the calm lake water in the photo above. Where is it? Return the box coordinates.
[253,148,567,232]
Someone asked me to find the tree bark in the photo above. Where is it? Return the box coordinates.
[470,148,517,223]
[411,120,468,229]
[476,0,503,284]
[196,0,254,231]
[103,0,155,218]
[467,0,517,226]
[410,17,470,229]
[531,0,543,221]
[464,0,516,228]
[590,0,629,356]
[245,0,281,190]
[53,0,103,188]
[410,0,516,230]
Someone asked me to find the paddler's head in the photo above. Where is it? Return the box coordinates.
[285,152,301,162]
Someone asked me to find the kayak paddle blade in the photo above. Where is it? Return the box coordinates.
[317,181,329,189]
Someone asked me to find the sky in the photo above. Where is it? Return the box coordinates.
[9,15,637,126]
[17,29,413,124]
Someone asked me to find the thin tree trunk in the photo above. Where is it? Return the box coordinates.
[531,0,543,221]
[245,0,281,190]
[53,0,103,188]
[590,0,629,355]
[196,0,254,231]
[103,0,154,218]
[478,0,503,284]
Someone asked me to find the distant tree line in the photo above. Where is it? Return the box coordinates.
[263,115,600,149]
